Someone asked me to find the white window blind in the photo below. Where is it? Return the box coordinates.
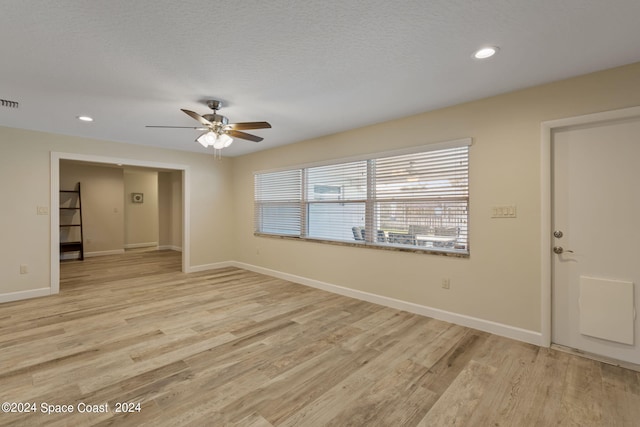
[254,141,470,254]
[254,169,302,236]
[306,161,367,241]
[373,146,468,250]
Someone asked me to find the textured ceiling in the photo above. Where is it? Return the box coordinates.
[1,0,639,156]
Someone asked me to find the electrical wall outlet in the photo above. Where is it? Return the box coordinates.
[37,206,49,215]
[20,264,28,274]
[441,278,450,289]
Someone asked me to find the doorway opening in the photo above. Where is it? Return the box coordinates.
[51,152,191,294]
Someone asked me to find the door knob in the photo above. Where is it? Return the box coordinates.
[553,246,574,254]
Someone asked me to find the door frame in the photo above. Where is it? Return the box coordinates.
[50,152,191,294]
[540,105,640,347]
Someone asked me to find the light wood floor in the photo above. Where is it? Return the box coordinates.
[1,250,639,426]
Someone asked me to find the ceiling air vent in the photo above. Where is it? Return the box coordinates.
[1,98,19,108]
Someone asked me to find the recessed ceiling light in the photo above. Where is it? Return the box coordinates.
[77,115,94,122]
[473,46,499,59]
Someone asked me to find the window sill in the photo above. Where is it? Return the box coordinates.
[253,233,470,258]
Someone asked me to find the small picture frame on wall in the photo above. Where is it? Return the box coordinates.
[131,193,144,203]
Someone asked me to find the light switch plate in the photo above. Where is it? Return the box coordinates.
[491,205,517,218]
[37,206,49,215]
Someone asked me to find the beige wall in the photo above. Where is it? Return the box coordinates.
[171,171,183,249]
[124,169,159,248]
[158,171,183,250]
[0,129,233,295]
[231,62,640,333]
[60,161,125,255]
[2,61,640,336]
[158,172,172,249]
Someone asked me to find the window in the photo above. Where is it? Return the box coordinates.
[306,161,367,241]
[254,139,470,255]
[254,169,302,236]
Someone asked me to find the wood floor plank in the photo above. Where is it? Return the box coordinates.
[227,345,382,425]
[0,249,637,426]
[560,356,605,425]
[326,358,434,426]
[417,360,497,426]
[497,347,571,426]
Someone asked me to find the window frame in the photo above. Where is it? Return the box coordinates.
[254,138,471,257]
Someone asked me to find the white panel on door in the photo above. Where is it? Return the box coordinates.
[579,276,634,345]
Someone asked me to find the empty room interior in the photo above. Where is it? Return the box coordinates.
[1,2,640,426]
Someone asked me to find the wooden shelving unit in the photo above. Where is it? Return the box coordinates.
[60,182,84,261]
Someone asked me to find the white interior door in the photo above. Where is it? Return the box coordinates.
[552,116,640,365]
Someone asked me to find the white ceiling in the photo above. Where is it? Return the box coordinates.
[1,1,639,157]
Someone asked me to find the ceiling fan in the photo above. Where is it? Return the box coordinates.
[146,100,271,149]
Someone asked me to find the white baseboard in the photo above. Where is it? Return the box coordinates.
[65,247,177,259]
[231,261,543,346]
[60,252,81,260]
[187,261,235,273]
[158,245,182,252]
[0,287,51,304]
[124,242,159,249]
[8,257,541,347]
[85,249,126,258]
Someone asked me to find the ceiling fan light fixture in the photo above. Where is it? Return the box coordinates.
[212,135,226,149]
[196,131,217,147]
[150,100,270,150]
[220,133,233,148]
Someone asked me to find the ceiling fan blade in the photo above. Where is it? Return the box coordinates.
[181,109,214,126]
[228,121,272,131]
[228,130,263,142]
[146,125,207,129]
